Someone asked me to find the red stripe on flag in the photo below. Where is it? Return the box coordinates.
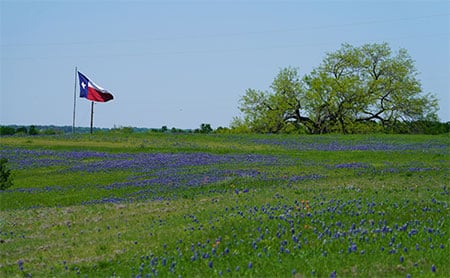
[87,87,114,102]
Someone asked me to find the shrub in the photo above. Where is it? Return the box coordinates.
[196,123,212,134]
[28,125,39,135]
[0,126,16,136]
[0,158,13,190]
[15,126,28,134]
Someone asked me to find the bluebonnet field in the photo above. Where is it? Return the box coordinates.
[0,133,448,277]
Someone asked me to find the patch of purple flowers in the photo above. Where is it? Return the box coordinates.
[334,162,369,169]
[1,146,327,205]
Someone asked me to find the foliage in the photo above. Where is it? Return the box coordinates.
[237,67,309,133]
[399,120,450,135]
[42,128,63,135]
[195,123,213,134]
[0,126,34,136]
[236,43,440,134]
[111,126,134,134]
[0,157,13,190]
[28,125,39,135]
[214,126,231,134]
[0,126,16,135]
[15,127,28,134]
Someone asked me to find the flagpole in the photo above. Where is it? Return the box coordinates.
[72,66,77,134]
[90,101,94,134]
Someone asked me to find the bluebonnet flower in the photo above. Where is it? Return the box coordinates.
[350,242,357,252]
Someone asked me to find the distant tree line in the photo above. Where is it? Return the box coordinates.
[0,123,224,136]
[0,125,41,136]
[0,125,114,135]
[148,123,214,134]
[228,120,449,135]
[1,119,448,137]
[232,42,448,134]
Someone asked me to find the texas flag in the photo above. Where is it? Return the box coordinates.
[78,72,114,102]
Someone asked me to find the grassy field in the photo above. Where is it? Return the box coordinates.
[0,133,448,277]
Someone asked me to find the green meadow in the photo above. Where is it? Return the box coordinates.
[0,133,449,277]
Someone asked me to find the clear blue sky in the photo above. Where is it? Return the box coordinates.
[1,0,449,129]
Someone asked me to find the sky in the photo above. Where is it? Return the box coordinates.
[1,0,449,130]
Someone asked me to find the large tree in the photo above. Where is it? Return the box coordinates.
[235,43,439,134]
[234,67,312,133]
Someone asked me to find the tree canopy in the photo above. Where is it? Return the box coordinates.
[234,43,440,134]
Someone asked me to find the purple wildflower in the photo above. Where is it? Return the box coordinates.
[350,243,357,252]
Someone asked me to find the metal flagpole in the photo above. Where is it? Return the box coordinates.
[90,101,94,134]
[72,66,77,134]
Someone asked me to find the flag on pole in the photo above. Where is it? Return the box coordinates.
[78,72,114,102]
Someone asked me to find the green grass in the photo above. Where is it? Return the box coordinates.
[0,133,448,277]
